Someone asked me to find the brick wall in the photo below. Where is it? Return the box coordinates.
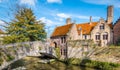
[113,19,120,44]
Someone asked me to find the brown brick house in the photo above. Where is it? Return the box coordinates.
[113,18,120,45]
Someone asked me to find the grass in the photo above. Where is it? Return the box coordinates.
[80,59,120,70]
[61,58,120,70]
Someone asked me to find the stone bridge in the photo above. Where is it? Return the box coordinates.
[0,41,56,70]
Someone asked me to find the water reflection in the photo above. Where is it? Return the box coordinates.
[4,57,97,70]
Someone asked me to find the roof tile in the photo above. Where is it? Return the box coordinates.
[51,24,73,37]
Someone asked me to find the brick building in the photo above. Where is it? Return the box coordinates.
[51,6,113,47]
[113,18,120,45]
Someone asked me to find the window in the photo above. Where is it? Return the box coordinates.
[63,37,66,43]
[61,37,66,43]
[100,24,104,30]
[84,35,87,39]
[95,33,100,40]
[103,32,108,40]
[64,49,67,56]
[61,37,63,43]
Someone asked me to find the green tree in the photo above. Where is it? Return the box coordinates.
[3,8,46,44]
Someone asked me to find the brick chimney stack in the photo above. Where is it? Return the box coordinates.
[66,18,71,25]
[90,16,92,24]
[107,5,113,24]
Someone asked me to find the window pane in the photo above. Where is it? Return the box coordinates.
[103,34,108,40]
[100,24,104,30]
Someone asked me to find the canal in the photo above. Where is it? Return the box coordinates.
[3,57,97,70]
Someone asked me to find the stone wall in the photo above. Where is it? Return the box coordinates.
[0,41,56,70]
[67,40,92,58]
[67,24,79,40]
[91,19,113,47]
[67,41,120,63]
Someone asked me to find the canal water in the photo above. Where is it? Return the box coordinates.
[4,57,97,70]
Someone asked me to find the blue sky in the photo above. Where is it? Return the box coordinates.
[0,0,120,37]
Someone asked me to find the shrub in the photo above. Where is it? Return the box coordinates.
[6,54,15,61]
[55,47,60,59]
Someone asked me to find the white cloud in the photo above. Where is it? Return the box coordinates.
[55,17,64,21]
[56,13,71,22]
[0,20,5,25]
[56,13,70,18]
[77,15,100,20]
[0,20,7,30]
[0,0,4,3]
[47,0,62,3]
[39,17,60,26]
[81,0,120,8]
[56,13,100,21]
[77,16,89,19]
[20,0,37,6]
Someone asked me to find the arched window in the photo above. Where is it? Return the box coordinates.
[95,32,100,40]
[103,32,108,40]
[100,24,104,30]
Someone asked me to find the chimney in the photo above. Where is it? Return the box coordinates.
[90,16,92,24]
[107,5,113,24]
[66,18,71,25]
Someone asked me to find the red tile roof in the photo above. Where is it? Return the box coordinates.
[76,22,98,34]
[51,24,73,37]
[51,22,113,37]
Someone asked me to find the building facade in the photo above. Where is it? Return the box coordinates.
[50,6,114,48]
[113,18,120,45]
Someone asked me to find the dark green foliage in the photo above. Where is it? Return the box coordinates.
[61,58,120,70]
[6,54,15,61]
[3,7,46,44]
[55,47,60,58]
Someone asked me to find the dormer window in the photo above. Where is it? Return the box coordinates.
[100,24,104,30]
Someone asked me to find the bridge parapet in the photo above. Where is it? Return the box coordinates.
[0,41,55,69]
